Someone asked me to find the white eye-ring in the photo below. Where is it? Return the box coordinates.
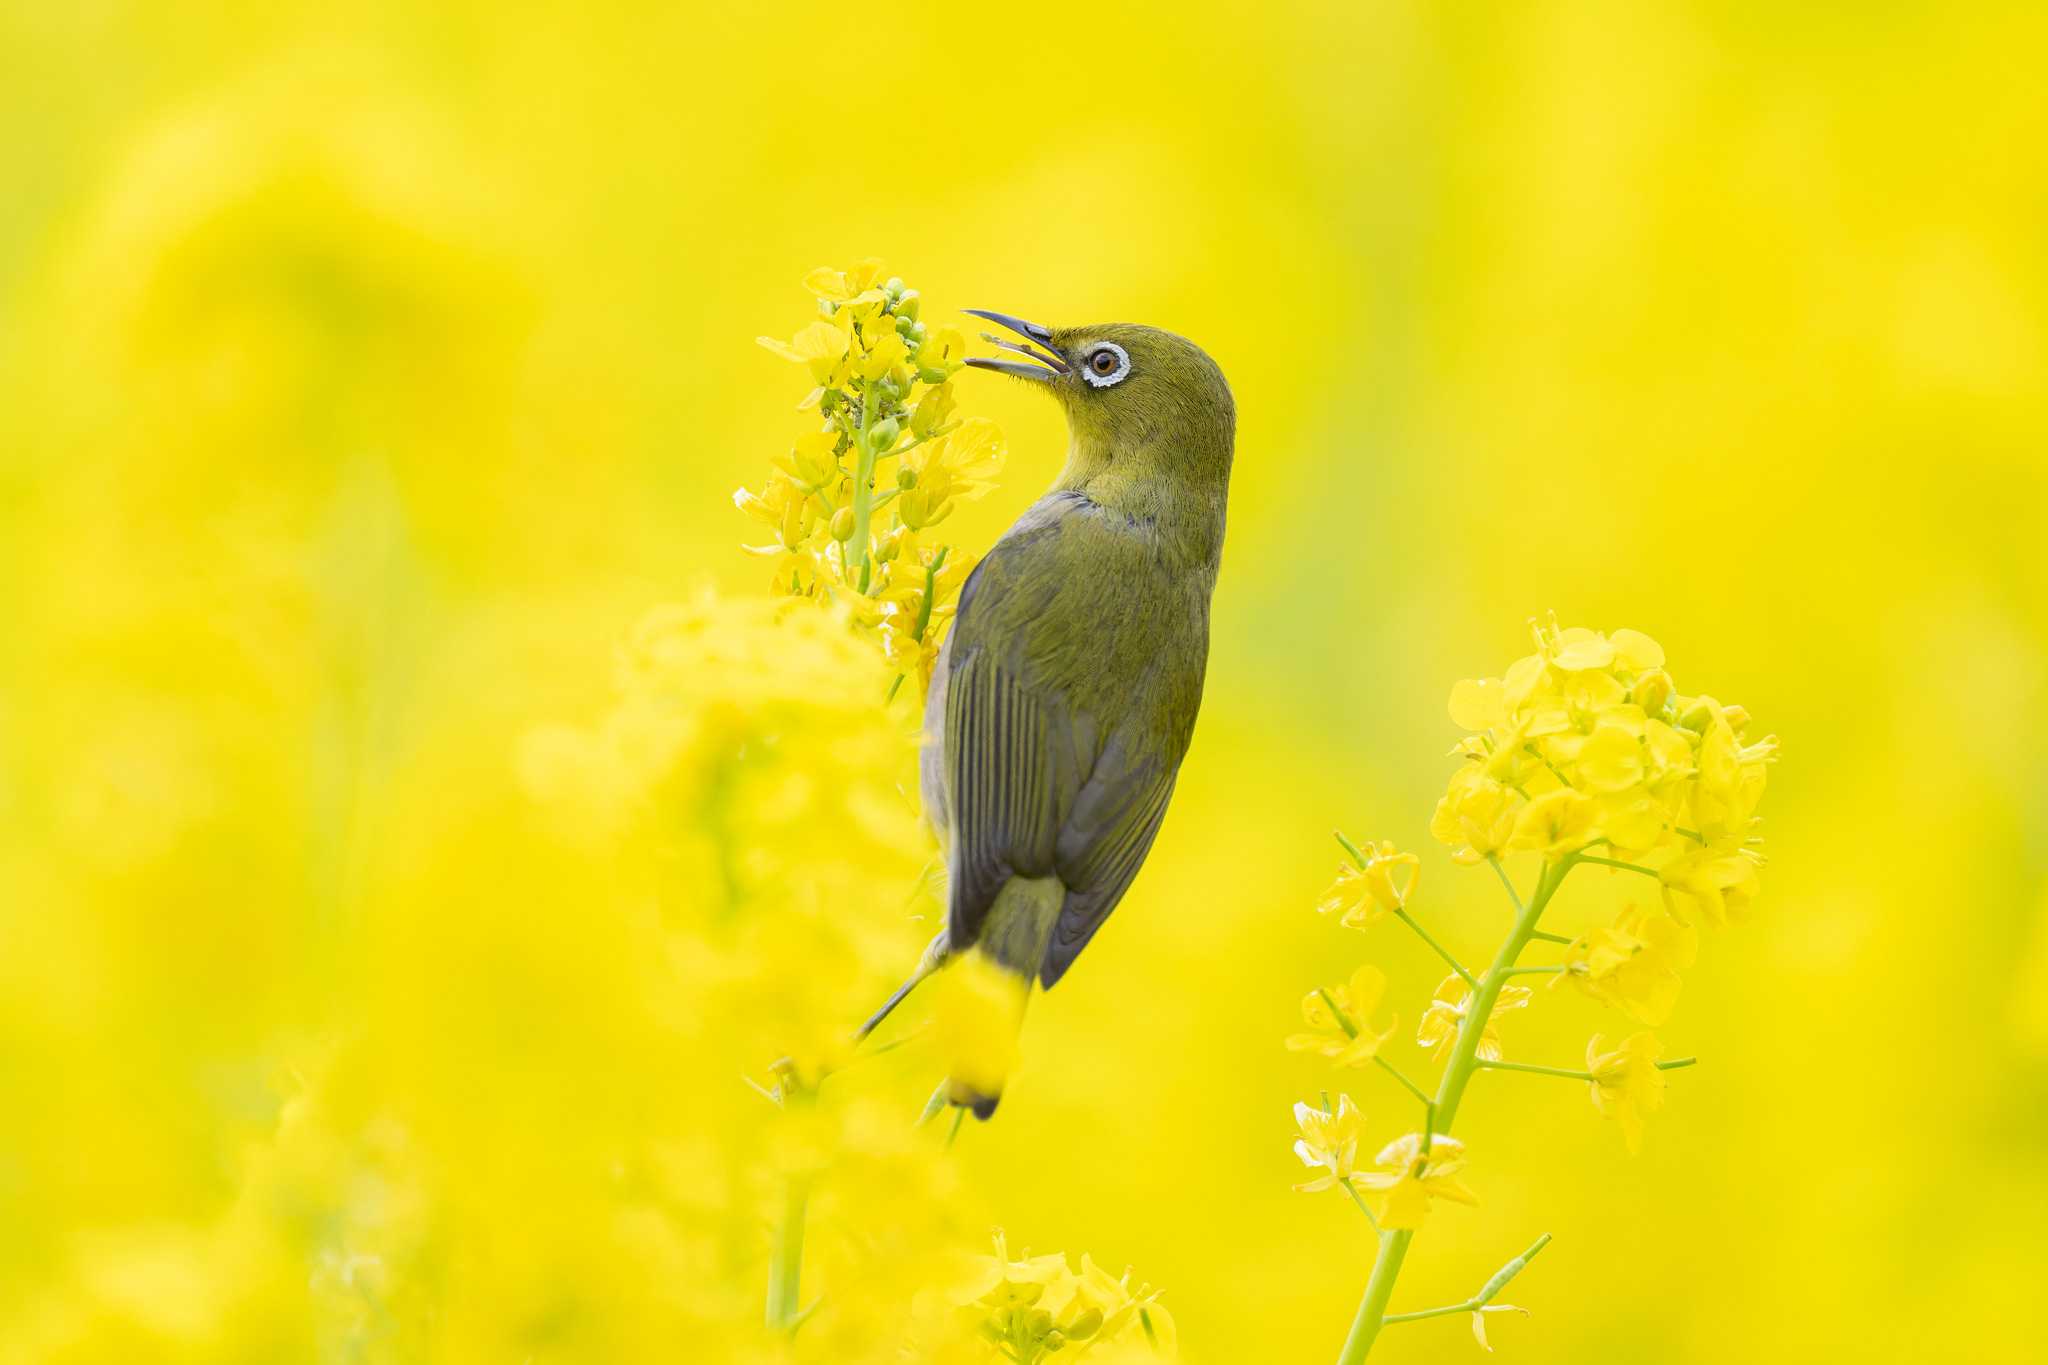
[1082,342,1132,388]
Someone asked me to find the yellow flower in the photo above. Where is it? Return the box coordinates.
[1415,975,1531,1062]
[953,1232,1177,1360]
[1573,722,1646,794]
[1586,1032,1666,1153]
[1072,1253,1177,1355]
[769,429,842,493]
[1506,787,1602,860]
[898,416,1008,532]
[755,318,850,386]
[1316,838,1419,927]
[802,258,888,304]
[1448,676,1509,731]
[1291,1095,1367,1194]
[740,265,1006,706]
[854,326,910,384]
[1286,964,1398,1067]
[917,325,970,375]
[1659,843,1763,928]
[1355,1133,1479,1229]
[1439,617,1772,907]
[1690,712,1778,841]
[1555,904,1697,1025]
[907,378,957,437]
[1429,767,1522,864]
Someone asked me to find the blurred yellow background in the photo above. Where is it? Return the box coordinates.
[3,2,2044,1361]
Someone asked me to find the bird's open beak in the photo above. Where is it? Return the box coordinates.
[962,309,1069,382]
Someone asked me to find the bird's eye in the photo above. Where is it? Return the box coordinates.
[1082,342,1132,388]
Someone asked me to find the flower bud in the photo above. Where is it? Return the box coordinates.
[918,366,950,385]
[883,276,905,304]
[868,417,900,451]
[830,507,854,542]
[895,289,920,321]
[1630,668,1674,716]
[897,465,917,490]
[895,313,918,337]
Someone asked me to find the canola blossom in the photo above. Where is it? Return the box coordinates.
[740,259,1005,697]
[1290,618,1777,1361]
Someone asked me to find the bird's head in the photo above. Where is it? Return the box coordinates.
[963,311,1235,502]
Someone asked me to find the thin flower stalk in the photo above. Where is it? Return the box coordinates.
[1285,618,1778,1363]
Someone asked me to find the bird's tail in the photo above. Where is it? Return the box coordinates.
[855,877,1060,1120]
[934,874,1063,1119]
[933,949,1034,1118]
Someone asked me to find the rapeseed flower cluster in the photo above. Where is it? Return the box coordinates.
[741,260,1005,695]
[1287,620,1778,1361]
[947,1233,1177,1363]
[1434,613,1777,926]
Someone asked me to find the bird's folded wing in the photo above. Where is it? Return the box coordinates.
[942,647,1069,947]
[1043,739,1176,988]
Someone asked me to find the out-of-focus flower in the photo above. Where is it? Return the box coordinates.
[1586,1032,1667,1153]
[1286,964,1398,1066]
[1291,1095,1369,1194]
[953,1232,1176,1361]
[1318,837,1420,927]
[1556,904,1698,1025]
[1355,1133,1479,1229]
[1660,842,1765,928]
[1416,975,1532,1062]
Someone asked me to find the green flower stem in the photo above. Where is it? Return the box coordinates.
[913,546,950,642]
[1381,1232,1552,1324]
[848,374,884,592]
[1374,1055,1433,1111]
[765,1173,811,1332]
[1334,858,1575,1365]
[1528,929,1574,945]
[1575,854,1661,879]
[1343,1179,1382,1230]
[1477,1056,1699,1081]
[1500,964,1566,977]
[1485,855,1524,913]
[1392,908,1477,987]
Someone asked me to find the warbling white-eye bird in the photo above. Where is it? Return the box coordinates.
[857,310,1235,1118]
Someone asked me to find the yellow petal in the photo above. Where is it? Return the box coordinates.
[1449,677,1507,731]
